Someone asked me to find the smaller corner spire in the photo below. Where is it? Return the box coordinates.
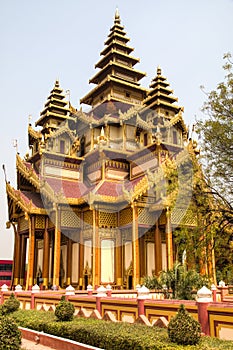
[114,7,121,24]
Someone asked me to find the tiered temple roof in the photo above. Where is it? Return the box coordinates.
[144,66,183,114]
[35,80,71,134]
[80,9,147,107]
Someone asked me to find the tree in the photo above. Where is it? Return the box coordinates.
[196,53,233,283]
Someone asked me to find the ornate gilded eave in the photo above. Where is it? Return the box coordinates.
[95,49,140,68]
[28,125,42,140]
[16,154,40,190]
[146,99,183,113]
[144,91,178,105]
[47,121,76,141]
[100,40,134,56]
[169,111,187,133]
[89,61,146,84]
[118,104,143,122]
[40,102,70,116]
[16,154,61,205]
[81,74,148,106]
[36,112,72,127]
[6,183,47,215]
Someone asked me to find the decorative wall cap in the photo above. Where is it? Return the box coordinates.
[1,284,8,292]
[218,280,226,287]
[32,284,40,293]
[211,284,217,291]
[106,284,112,291]
[137,285,150,299]
[196,286,212,302]
[96,285,107,297]
[15,284,23,292]
[65,285,75,295]
[87,284,93,291]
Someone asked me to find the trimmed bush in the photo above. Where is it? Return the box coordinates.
[1,293,20,315]
[12,309,233,349]
[168,304,201,345]
[55,295,75,321]
[0,316,21,349]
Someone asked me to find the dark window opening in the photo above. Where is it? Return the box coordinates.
[173,131,177,144]
[80,136,85,156]
[60,140,65,154]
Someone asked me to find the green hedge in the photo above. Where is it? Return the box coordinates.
[0,316,21,350]
[12,309,233,350]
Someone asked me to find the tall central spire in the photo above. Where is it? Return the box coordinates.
[114,7,120,24]
[80,9,147,108]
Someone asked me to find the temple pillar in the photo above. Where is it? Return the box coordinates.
[53,206,61,288]
[42,217,50,289]
[122,123,126,150]
[90,127,94,151]
[20,235,27,286]
[79,211,84,289]
[14,224,22,286]
[115,229,122,286]
[79,240,84,289]
[92,209,100,288]
[166,208,173,270]
[139,234,145,284]
[66,238,72,286]
[106,124,110,147]
[26,215,35,290]
[132,205,140,288]
[155,220,162,275]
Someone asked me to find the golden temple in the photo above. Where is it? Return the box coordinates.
[6,10,199,290]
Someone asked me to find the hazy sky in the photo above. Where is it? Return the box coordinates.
[0,0,232,259]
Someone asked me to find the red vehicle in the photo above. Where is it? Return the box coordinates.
[0,260,13,287]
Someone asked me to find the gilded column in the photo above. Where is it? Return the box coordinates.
[53,206,61,288]
[26,215,35,290]
[106,124,110,147]
[42,217,50,289]
[139,235,145,284]
[166,207,173,270]
[90,127,94,151]
[155,219,162,275]
[66,238,72,286]
[14,224,21,286]
[92,209,100,288]
[20,235,27,286]
[79,211,84,289]
[132,204,140,288]
[122,123,126,150]
[115,228,122,286]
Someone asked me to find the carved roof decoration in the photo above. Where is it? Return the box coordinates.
[169,110,187,134]
[28,124,42,146]
[16,154,40,190]
[45,119,76,142]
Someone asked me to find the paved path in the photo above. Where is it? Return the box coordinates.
[21,338,55,350]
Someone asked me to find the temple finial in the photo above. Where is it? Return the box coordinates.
[157,65,162,76]
[55,78,60,88]
[114,7,121,24]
